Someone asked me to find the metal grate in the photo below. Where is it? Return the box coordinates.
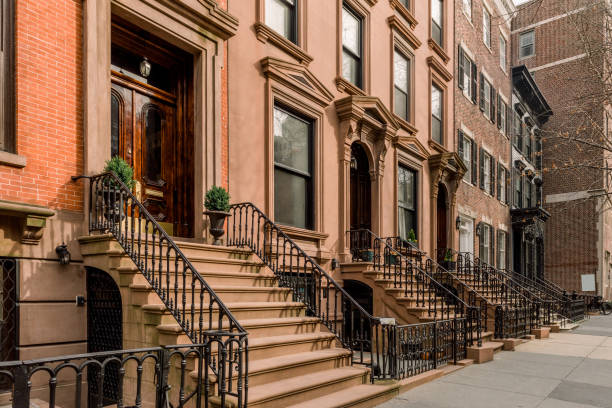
[0,257,17,391]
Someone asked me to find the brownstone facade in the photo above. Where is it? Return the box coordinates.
[454,0,514,268]
[513,0,612,297]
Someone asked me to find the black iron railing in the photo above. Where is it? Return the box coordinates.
[0,257,17,391]
[348,230,482,347]
[226,203,386,379]
[0,341,233,408]
[383,318,467,380]
[74,172,247,406]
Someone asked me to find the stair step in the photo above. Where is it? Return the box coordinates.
[142,301,306,322]
[123,268,277,287]
[130,284,294,303]
[216,367,369,408]
[247,332,340,360]
[287,383,398,408]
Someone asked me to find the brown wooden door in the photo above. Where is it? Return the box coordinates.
[350,143,371,231]
[111,74,177,230]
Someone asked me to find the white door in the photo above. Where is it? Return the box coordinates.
[459,216,474,259]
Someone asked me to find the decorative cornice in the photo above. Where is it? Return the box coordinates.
[388,0,418,28]
[335,95,400,134]
[254,23,314,65]
[163,0,239,40]
[0,200,55,245]
[427,56,453,82]
[394,114,418,135]
[261,57,333,106]
[387,16,422,49]
[394,135,429,160]
[427,39,450,64]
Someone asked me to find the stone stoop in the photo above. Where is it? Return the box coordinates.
[531,327,551,339]
[467,341,504,363]
[78,234,396,408]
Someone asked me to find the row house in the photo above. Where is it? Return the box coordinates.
[513,0,612,298]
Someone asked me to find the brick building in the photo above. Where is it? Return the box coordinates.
[513,0,612,298]
[454,0,515,267]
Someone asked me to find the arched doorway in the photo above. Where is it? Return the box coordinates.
[436,183,448,256]
[350,143,371,232]
[87,267,122,406]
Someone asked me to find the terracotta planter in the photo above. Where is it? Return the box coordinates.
[204,210,230,245]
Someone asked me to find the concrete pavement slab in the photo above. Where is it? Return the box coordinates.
[548,380,612,408]
[536,398,601,408]
[493,350,584,367]
[546,333,607,346]
[448,357,575,379]
[565,357,612,388]
[587,345,612,360]
[514,340,596,357]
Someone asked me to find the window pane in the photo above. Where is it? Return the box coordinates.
[394,51,409,92]
[342,51,361,86]
[463,138,471,181]
[483,8,490,46]
[342,7,361,56]
[395,89,408,120]
[273,107,311,174]
[463,58,471,96]
[432,22,442,45]
[144,107,162,183]
[398,166,415,210]
[463,0,471,17]
[111,94,120,158]
[431,85,442,119]
[266,0,294,41]
[274,169,308,229]
[432,117,442,144]
[500,36,507,68]
[432,0,442,25]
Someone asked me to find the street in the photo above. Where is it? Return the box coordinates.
[379,315,612,408]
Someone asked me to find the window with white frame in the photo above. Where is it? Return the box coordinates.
[483,151,491,192]
[431,84,443,144]
[462,54,475,100]
[458,131,474,182]
[480,223,492,264]
[482,7,491,48]
[498,165,507,203]
[463,0,472,19]
[394,49,410,122]
[266,0,298,43]
[398,165,417,241]
[497,230,507,269]
[482,78,491,119]
[519,30,535,58]
[342,4,363,88]
[459,216,474,258]
[499,35,507,71]
[499,98,507,135]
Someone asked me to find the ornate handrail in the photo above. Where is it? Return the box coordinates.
[74,172,247,406]
[348,229,482,346]
[226,203,386,379]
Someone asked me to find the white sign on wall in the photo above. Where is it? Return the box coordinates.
[581,274,596,292]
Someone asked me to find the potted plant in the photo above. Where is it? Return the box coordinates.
[407,229,418,247]
[204,186,231,245]
[102,156,135,221]
[441,249,456,271]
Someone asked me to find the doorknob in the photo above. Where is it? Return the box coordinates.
[134,180,142,201]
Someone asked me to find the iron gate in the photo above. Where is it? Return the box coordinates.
[0,257,17,391]
[86,267,122,406]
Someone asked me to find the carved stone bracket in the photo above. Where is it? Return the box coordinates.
[0,200,55,245]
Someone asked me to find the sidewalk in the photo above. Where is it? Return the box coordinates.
[378,315,612,408]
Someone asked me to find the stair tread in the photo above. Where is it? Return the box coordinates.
[244,348,351,373]
[130,283,289,292]
[157,316,321,332]
[245,366,368,403]
[286,383,397,408]
[248,332,337,348]
[142,301,305,312]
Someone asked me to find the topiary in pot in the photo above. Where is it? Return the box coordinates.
[101,156,135,221]
[204,186,231,245]
[104,156,135,190]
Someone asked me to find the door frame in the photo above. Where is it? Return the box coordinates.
[83,0,237,239]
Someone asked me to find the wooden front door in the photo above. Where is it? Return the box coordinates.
[350,143,372,232]
[112,75,176,231]
[110,19,194,237]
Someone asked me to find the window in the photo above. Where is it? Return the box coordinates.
[431,84,443,144]
[483,152,491,192]
[480,148,495,194]
[498,97,507,134]
[482,7,491,48]
[479,223,493,264]
[394,50,411,121]
[463,0,472,19]
[273,105,313,229]
[458,48,476,102]
[342,5,363,88]
[497,231,507,269]
[266,0,298,43]
[398,165,417,241]
[480,77,491,119]
[398,0,410,8]
[458,131,476,183]
[499,35,507,71]
[497,164,507,203]
[525,178,532,207]
[431,0,443,46]
[0,0,15,153]
[459,216,474,258]
[519,30,535,58]
[514,169,522,207]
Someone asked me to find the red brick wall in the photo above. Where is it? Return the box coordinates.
[0,0,83,212]
[454,0,512,260]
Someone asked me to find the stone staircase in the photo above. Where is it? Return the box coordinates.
[79,234,400,407]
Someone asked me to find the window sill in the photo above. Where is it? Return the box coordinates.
[427,39,450,64]
[394,114,418,135]
[254,23,313,65]
[0,151,26,168]
[462,90,475,104]
[389,0,418,29]
[335,77,366,96]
